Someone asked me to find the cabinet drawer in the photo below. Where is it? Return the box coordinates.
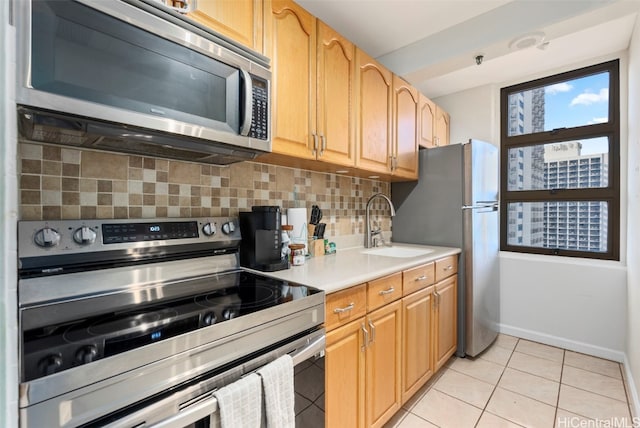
[435,255,458,282]
[402,262,435,296]
[326,284,367,331]
[367,273,402,311]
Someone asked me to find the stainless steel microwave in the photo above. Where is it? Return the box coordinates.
[15,0,271,165]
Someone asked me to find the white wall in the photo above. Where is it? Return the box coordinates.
[1,2,19,427]
[435,84,498,146]
[434,51,629,362]
[625,13,640,417]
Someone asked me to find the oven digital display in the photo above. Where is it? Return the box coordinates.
[104,316,201,357]
[102,221,199,244]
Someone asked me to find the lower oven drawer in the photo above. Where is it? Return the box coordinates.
[97,329,325,428]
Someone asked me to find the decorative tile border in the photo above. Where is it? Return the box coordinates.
[19,143,393,237]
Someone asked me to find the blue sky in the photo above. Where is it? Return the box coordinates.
[543,71,609,155]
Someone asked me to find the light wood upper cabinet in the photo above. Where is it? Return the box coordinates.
[326,318,367,428]
[392,76,419,180]
[419,93,450,149]
[418,93,437,149]
[435,105,451,147]
[187,0,264,53]
[315,21,356,167]
[434,275,457,372]
[366,300,402,428]
[265,0,317,160]
[264,3,356,167]
[355,48,393,175]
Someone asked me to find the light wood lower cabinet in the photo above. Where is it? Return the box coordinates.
[401,285,434,404]
[366,300,402,428]
[326,318,367,428]
[434,275,458,372]
[325,255,458,427]
[325,301,402,428]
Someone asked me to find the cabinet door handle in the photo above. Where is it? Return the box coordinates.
[444,265,454,271]
[361,323,369,352]
[378,287,395,296]
[368,320,376,344]
[415,275,428,282]
[333,302,355,314]
[312,133,318,156]
[434,290,440,305]
[320,134,326,156]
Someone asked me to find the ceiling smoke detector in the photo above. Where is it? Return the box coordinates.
[508,31,547,51]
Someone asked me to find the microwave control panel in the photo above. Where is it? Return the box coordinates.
[249,77,268,140]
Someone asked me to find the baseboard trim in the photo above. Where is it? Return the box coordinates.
[623,354,640,419]
[496,324,640,419]
[497,323,626,362]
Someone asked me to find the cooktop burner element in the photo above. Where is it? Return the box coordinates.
[22,270,318,382]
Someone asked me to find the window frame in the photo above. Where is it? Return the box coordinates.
[499,59,620,260]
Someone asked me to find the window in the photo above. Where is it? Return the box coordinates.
[500,60,619,260]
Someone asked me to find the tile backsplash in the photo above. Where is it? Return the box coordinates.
[19,143,393,239]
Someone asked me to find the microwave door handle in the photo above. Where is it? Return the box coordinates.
[240,69,253,137]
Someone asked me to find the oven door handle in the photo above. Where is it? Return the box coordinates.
[291,333,326,365]
[149,333,326,428]
[150,393,219,428]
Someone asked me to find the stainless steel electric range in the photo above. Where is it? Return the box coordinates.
[17,217,325,427]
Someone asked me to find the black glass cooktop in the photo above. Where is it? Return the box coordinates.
[22,271,320,382]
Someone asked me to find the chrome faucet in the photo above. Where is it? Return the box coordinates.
[364,193,396,248]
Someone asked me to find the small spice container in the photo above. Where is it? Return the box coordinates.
[288,244,306,266]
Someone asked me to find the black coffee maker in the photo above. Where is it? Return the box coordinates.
[239,206,289,272]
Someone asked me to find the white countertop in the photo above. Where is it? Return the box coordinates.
[248,243,461,294]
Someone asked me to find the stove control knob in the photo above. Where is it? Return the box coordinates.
[202,222,216,237]
[38,354,63,376]
[34,227,61,248]
[75,345,98,364]
[202,312,217,326]
[73,226,97,246]
[222,308,237,320]
[222,221,235,235]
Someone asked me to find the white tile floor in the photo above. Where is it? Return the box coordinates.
[384,334,635,428]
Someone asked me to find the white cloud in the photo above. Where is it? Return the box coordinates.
[570,88,609,106]
[589,117,608,124]
[546,83,573,95]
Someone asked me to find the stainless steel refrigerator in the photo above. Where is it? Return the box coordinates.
[391,139,500,357]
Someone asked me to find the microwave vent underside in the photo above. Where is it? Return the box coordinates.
[17,107,262,165]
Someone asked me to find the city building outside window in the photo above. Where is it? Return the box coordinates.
[499,59,620,260]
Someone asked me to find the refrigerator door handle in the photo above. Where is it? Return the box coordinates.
[462,203,498,211]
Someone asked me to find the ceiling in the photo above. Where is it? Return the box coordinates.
[296,0,640,99]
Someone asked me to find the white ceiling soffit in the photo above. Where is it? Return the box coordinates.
[417,12,636,98]
[297,0,513,58]
[296,0,640,98]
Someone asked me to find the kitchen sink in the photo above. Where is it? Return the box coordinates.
[361,246,434,258]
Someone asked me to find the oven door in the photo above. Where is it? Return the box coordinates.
[95,329,325,428]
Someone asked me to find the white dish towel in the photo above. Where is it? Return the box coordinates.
[213,373,262,428]
[257,354,296,428]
